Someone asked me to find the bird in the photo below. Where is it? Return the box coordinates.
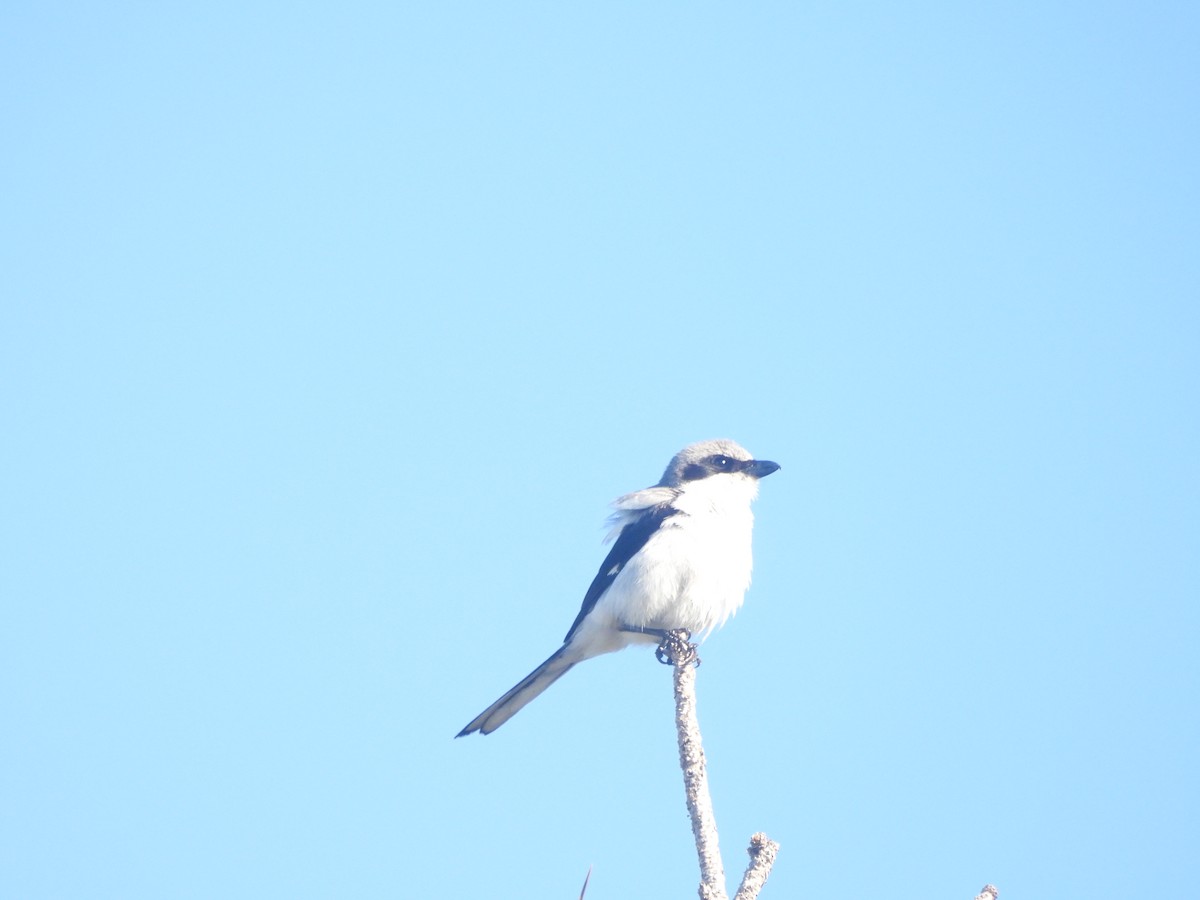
[457,439,779,736]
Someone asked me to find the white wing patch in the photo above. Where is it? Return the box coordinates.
[604,486,679,542]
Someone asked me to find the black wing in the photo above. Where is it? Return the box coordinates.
[563,504,680,644]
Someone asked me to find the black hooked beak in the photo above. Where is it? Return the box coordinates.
[747,459,780,479]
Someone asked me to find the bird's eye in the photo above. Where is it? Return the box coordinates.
[713,456,731,469]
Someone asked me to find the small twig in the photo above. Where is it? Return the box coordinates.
[974,885,999,900]
[660,630,727,900]
[733,832,780,900]
[577,865,592,900]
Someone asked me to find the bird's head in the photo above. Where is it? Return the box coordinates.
[658,439,781,489]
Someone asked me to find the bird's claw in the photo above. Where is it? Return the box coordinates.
[655,628,699,667]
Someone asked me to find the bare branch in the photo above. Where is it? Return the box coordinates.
[733,832,780,900]
[660,630,728,900]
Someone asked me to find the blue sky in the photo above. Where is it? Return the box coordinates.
[2,3,1197,899]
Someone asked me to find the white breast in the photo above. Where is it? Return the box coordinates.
[595,473,759,638]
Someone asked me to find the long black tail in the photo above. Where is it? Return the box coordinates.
[456,645,578,736]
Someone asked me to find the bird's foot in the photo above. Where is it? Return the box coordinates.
[618,624,699,666]
[654,628,699,667]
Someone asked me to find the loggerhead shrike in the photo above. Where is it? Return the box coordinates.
[457,439,779,736]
